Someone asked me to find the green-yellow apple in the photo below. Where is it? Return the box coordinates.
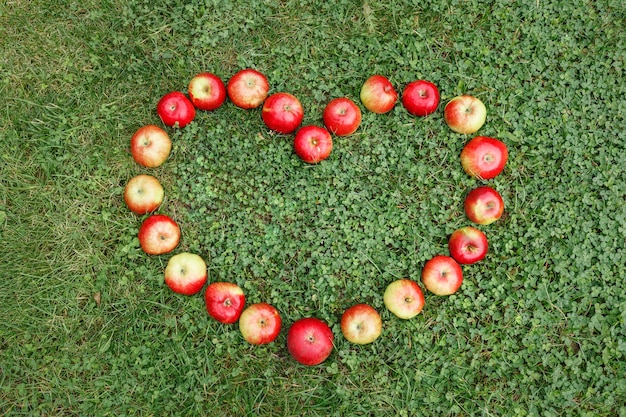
[340,304,382,345]
[383,279,425,319]
[164,252,207,296]
[130,125,171,168]
[444,95,486,134]
[123,174,164,215]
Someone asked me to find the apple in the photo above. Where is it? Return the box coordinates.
[227,68,269,109]
[293,125,333,164]
[340,304,382,345]
[448,226,488,265]
[287,317,334,366]
[322,97,361,136]
[360,75,397,114]
[138,214,180,255]
[421,255,463,296]
[239,303,281,345]
[261,92,304,134]
[401,79,440,116]
[443,95,486,134]
[460,136,508,180]
[156,91,196,128]
[383,279,425,320]
[130,124,172,168]
[464,186,504,225]
[204,282,245,324]
[164,252,207,296]
[188,72,227,111]
[123,174,164,215]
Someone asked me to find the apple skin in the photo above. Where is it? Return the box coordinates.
[401,80,440,116]
[421,255,463,296]
[460,136,508,180]
[188,72,227,111]
[130,125,172,168]
[204,282,246,324]
[360,75,397,114]
[293,125,333,164]
[261,92,304,134]
[156,91,196,128]
[239,303,282,345]
[443,95,487,134]
[323,97,362,136]
[123,174,164,215]
[227,69,270,109]
[383,279,425,319]
[340,304,382,345]
[464,186,504,225]
[287,317,334,366]
[448,226,488,265]
[164,252,207,296]
[138,214,181,255]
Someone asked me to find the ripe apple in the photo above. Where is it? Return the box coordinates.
[360,75,397,114]
[227,68,269,109]
[448,226,488,265]
[464,186,504,225]
[401,79,440,116]
[443,95,486,134]
[138,214,180,255]
[130,124,172,168]
[261,92,304,134]
[164,252,207,296]
[322,97,361,136]
[188,72,227,111]
[340,304,382,345]
[238,303,281,345]
[156,91,196,128]
[383,279,425,319]
[293,125,333,164]
[287,317,334,366]
[421,255,463,296]
[460,136,508,180]
[204,282,245,324]
[123,174,164,215]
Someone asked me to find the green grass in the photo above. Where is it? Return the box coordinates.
[2,0,626,415]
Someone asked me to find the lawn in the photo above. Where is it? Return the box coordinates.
[1,0,625,415]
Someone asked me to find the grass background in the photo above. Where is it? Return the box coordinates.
[1,0,625,415]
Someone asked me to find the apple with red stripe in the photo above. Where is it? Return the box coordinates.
[464,186,505,225]
[227,68,269,109]
[164,252,207,296]
[205,282,246,324]
[461,136,508,180]
[124,174,164,215]
[383,279,425,320]
[448,226,488,265]
[138,214,180,255]
[188,72,227,111]
[239,303,282,345]
[262,92,304,134]
[130,125,171,168]
[444,95,486,134]
[323,97,361,136]
[287,318,334,366]
[421,255,463,296]
[156,91,196,128]
[360,75,397,114]
[341,304,382,345]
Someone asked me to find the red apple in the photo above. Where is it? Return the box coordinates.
[448,226,488,265]
[401,79,440,116]
[227,68,269,109]
[443,95,486,134]
[164,252,207,296]
[156,91,196,128]
[460,136,508,180]
[287,317,334,366]
[464,186,504,225]
[360,75,397,114]
[123,174,164,215]
[261,92,304,134]
[293,125,333,164]
[239,303,281,345]
[421,255,463,296]
[188,72,227,111]
[204,282,245,324]
[138,214,180,255]
[340,304,382,345]
[322,97,361,136]
[383,279,425,319]
[130,125,172,168]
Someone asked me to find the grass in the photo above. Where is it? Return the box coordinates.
[1,0,625,415]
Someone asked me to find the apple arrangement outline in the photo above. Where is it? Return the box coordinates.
[124,174,164,215]
[360,75,398,114]
[164,252,207,296]
[421,255,463,296]
[401,79,440,117]
[239,303,282,345]
[464,186,505,225]
[188,72,227,111]
[287,317,334,366]
[448,226,488,265]
[156,91,196,128]
[341,304,382,345]
[138,214,181,255]
[383,279,425,320]
[130,124,171,168]
[323,97,362,136]
[444,95,487,134]
[293,125,333,164]
[205,282,246,324]
[461,136,508,180]
[227,68,270,109]
[262,92,304,134]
